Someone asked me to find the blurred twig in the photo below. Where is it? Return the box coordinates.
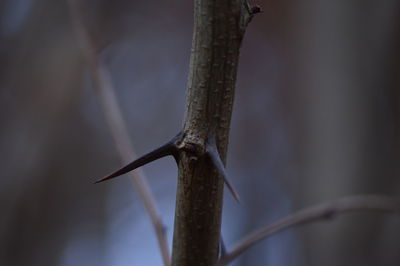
[66,1,171,265]
[218,195,400,265]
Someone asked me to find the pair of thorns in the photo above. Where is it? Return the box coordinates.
[95,132,240,203]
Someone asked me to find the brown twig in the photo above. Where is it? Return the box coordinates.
[218,195,400,265]
[66,1,171,265]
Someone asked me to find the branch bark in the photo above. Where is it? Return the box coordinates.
[171,1,256,265]
[218,195,400,265]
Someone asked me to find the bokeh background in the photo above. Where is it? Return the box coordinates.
[1,0,400,265]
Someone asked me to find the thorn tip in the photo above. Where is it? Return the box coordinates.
[206,135,241,203]
[93,132,183,184]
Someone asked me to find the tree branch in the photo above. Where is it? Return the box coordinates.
[218,195,400,265]
[66,1,171,265]
[171,1,257,265]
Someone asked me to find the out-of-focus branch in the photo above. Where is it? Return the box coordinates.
[66,1,171,265]
[218,195,400,265]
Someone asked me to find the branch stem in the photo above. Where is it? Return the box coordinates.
[171,1,253,265]
[218,195,400,265]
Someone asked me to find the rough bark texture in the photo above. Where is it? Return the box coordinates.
[171,1,253,265]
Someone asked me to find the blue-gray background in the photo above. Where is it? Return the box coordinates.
[1,0,400,265]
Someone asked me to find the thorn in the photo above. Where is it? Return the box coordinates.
[94,132,182,184]
[206,136,241,203]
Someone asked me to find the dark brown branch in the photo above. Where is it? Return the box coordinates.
[171,1,255,265]
[206,135,240,203]
[94,133,182,183]
[218,195,400,265]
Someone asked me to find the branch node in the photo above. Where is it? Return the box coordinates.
[243,2,262,26]
[189,156,198,163]
[250,5,262,15]
[218,195,400,265]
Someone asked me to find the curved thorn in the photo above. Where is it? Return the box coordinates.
[206,136,241,203]
[94,132,182,184]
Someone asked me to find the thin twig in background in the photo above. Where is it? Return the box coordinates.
[66,1,171,265]
[218,195,400,265]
